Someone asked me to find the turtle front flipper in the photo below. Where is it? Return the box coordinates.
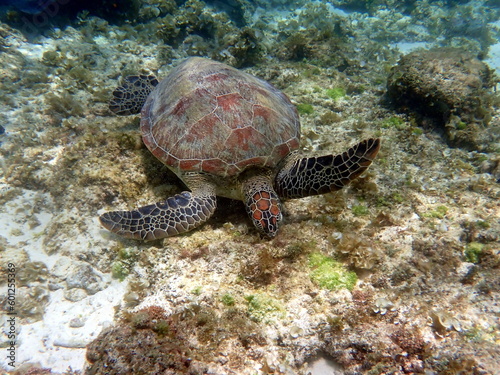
[99,188,217,240]
[109,75,159,115]
[242,175,283,238]
[275,138,381,199]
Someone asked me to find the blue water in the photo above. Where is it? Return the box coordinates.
[0,0,52,14]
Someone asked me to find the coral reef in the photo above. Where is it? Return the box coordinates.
[155,0,263,67]
[0,0,499,374]
[387,48,498,150]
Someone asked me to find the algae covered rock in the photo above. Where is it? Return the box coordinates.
[387,48,497,150]
[86,304,265,374]
[86,326,192,374]
[86,306,192,374]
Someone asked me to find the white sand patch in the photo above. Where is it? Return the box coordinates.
[485,42,500,76]
[0,188,127,372]
[5,281,125,372]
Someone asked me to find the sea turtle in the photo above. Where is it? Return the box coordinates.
[100,57,380,240]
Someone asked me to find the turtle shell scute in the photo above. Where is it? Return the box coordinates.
[141,57,300,177]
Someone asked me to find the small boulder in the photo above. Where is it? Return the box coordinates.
[387,48,497,150]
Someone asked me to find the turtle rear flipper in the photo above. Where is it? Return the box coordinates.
[100,188,216,240]
[109,75,159,116]
[275,138,381,199]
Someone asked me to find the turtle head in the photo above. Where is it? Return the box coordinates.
[242,175,283,237]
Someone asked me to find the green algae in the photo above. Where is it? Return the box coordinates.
[191,286,203,296]
[475,220,490,229]
[296,103,314,115]
[111,261,129,281]
[221,293,235,306]
[464,242,484,263]
[153,319,171,337]
[424,205,449,219]
[326,87,346,100]
[308,252,357,291]
[245,293,284,322]
[302,66,321,78]
[352,204,369,216]
[381,116,406,130]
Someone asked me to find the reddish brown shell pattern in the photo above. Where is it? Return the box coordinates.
[141,57,300,177]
